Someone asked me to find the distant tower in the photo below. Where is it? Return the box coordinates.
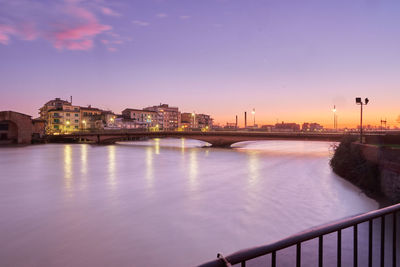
[70,96,73,104]
[235,115,238,129]
[244,112,247,128]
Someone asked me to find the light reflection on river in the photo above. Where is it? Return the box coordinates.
[0,139,378,266]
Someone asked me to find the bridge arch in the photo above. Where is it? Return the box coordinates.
[0,111,33,144]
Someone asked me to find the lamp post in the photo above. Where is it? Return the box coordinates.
[355,97,369,143]
[82,120,86,131]
[332,105,337,131]
[191,112,195,129]
[252,108,255,127]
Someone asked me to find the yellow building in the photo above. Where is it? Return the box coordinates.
[39,98,81,134]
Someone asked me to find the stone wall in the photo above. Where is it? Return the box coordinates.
[357,143,400,202]
[0,111,33,144]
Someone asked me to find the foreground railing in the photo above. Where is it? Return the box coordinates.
[198,203,400,267]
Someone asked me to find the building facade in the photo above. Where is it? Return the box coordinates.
[122,108,158,128]
[80,105,103,130]
[181,113,213,129]
[274,122,301,132]
[144,104,180,130]
[39,98,81,134]
[302,122,323,132]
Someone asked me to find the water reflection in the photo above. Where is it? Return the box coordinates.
[0,139,379,267]
[63,144,72,190]
[146,146,154,188]
[80,144,87,175]
[154,138,160,155]
[108,145,116,189]
[181,138,185,154]
[247,152,260,188]
[188,149,198,189]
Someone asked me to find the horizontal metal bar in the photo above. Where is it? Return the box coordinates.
[198,203,400,267]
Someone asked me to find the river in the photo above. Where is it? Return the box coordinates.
[0,139,378,266]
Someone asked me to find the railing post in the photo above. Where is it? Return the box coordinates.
[354,224,358,267]
[319,236,323,267]
[337,229,341,267]
[393,212,397,267]
[381,215,385,267]
[369,220,373,267]
[271,251,276,267]
[296,243,301,267]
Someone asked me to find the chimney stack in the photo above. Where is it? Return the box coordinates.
[235,115,238,129]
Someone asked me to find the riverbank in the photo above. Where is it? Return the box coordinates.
[330,136,400,205]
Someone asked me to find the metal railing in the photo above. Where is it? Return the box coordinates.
[198,203,400,267]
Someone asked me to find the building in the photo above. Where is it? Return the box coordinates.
[144,104,180,130]
[122,108,158,128]
[302,122,323,132]
[39,98,81,134]
[0,111,45,144]
[275,122,301,132]
[102,111,117,128]
[196,113,213,129]
[114,115,137,129]
[80,105,103,130]
[181,112,197,128]
[224,122,237,129]
[261,125,274,132]
[181,112,213,129]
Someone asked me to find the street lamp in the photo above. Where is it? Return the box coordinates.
[355,97,369,143]
[251,108,256,127]
[332,105,337,131]
[82,120,86,130]
[191,112,195,129]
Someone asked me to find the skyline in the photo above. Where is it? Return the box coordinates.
[1,0,400,127]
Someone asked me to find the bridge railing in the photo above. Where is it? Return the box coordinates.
[198,203,400,267]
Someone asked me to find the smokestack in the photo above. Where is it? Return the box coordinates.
[235,115,238,129]
[244,112,247,128]
[70,96,72,104]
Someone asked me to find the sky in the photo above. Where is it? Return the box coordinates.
[1,0,400,128]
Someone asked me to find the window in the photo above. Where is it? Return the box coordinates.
[66,113,70,116]
[66,125,70,128]
[54,119,60,123]
[75,126,78,129]
[74,108,79,111]
[75,120,79,123]
[75,114,79,117]
[54,125,59,129]
[0,124,9,131]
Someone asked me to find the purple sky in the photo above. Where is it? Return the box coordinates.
[1,0,400,127]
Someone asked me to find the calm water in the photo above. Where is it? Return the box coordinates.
[0,139,378,266]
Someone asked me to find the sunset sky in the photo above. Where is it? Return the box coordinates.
[1,0,400,128]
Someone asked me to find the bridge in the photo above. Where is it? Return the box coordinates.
[46,130,393,148]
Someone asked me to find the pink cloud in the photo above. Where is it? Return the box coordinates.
[0,1,117,51]
[100,7,121,17]
[19,22,38,41]
[50,5,111,50]
[0,25,16,45]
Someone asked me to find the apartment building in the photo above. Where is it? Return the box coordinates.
[39,98,81,134]
[144,104,180,130]
[121,108,158,128]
